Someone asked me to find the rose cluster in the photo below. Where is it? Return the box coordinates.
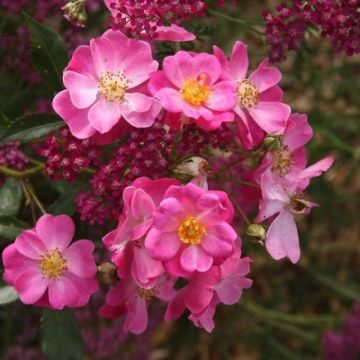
[2,25,333,334]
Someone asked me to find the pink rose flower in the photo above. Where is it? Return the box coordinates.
[145,182,237,274]
[255,113,313,181]
[165,246,252,332]
[213,41,291,148]
[103,177,179,288]
[100,276,176,334]
[256,156,334,263]
[2,214,98,310]
[53,30,161,139]
[148,51,237,131]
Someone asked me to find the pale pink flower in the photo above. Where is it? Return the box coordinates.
[100,276,176,334]
[256,113,313,181]
[145,182,237,274]
[213,41,291,148]
[53,30,161,139]
[103,177,179,288]
[165,246,252,332]
[2,214,98,310]
[148,51,237,131]
[256,156,334,263]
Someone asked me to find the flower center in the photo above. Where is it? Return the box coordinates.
[177,216,206,245]
[180,74,211,106]
[137,287,157,301]
[272,145,293,176]
[98,71,131,102]
[237,79,260,108]
[39,249,67,279]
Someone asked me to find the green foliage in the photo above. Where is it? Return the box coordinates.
[0,114,63,143]
[23,13,68,90]
[0,178,22,216]
[41,309,84,360]
[0,216,28,240]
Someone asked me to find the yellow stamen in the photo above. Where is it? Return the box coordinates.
[98,71,131,102]
[177,216,206,245]
[272,145,293,177]
[237,79,260,108]
[39,249,67,279]
[180,74,211,106]
[137,287,157,301]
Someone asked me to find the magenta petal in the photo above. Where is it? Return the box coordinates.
[229,41,249,80]
[48,276,80,309]
[248,102,290,133]
[249,64,281,92]
[66,45,96,77]
[90,36,116,77]
[193,53,221,84]
[88,99,121,134]
[148,71,174,95]
[63,240,97,278]
[266,210,300,263]
[180,245,213,273]
[201,234,233,258]
[154,87,183,113]
[145,229,181,261]
[154,197,185,231]
[15,230,46,260]
[283,113,313,150]
[216,274,252,305]
[63,71,98,109]
[124,297,148,334]
[154,25,196,42]
[206,81,237,111]
[163,51,195,88]
[260,85,284,102]
[15,270,48,304]
[36,214,75,251]
[52,91,96,139]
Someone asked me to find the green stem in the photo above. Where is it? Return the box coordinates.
[213,175,260,189]
[0,164,44,178]
[20,179,46,215]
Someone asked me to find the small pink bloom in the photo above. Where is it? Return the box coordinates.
[103,177,179,288]
[148,51,237,131]
[145,182,237,274]
[256,156,334,263]
[100,276,176,334]
[2,214,98,309]
[256,113,313,181]
[165,245,252,332]
[53,30,161,139]
[213,41,291,147]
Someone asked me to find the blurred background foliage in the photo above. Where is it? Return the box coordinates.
[0,0,359,359]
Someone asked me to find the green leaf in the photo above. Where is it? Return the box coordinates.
[48,190,78,216]
[0,113,63,143]
[0,216,28,240]
[0,178,23,216]
[24,13,68,89]
[0,286,19,305]
[42,309,84,360]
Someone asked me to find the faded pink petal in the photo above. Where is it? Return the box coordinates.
[229,41,249,80]
[124,296,148,334]
[206,81,237,111]
[155,24,196,42]
[249,63,282,92]
[145,229,181,260]
[266,209,300,263]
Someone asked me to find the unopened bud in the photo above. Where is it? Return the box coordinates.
[174,157,210,177]
[97,262,118,285]
[263,134,281,150]
[246,224,266,243]
[62,0,87,27]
